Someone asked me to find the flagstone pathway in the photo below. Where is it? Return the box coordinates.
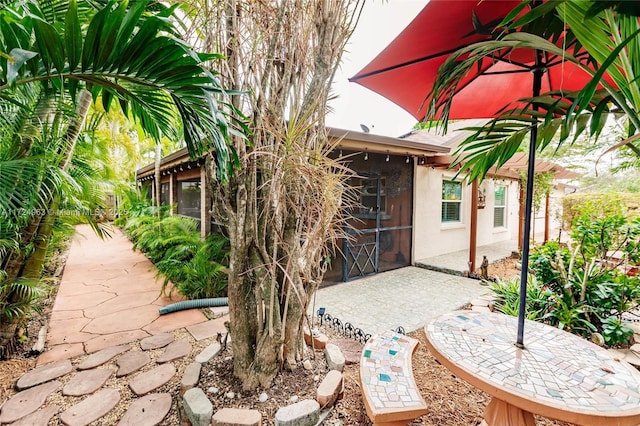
[0,224,228,425]
[40,224,208,365]
[0,324,227,425]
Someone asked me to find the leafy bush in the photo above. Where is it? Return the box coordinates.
[529,241,569,292]
[493,207,640,348]
[543,295,596,336]
[601,316,634,347]
[562,192,640,232]
[157,235,229,299]
[490,275,552,321]
[0,277,46,323]
[120,211,229,299]
[113,186,162,226]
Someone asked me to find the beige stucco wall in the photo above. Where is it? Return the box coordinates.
[412,165,520,260]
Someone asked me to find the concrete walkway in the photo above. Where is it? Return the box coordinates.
[39,224,207,365]
[415,232,556,276]
[313,266,489,335]
[416,239,518,276]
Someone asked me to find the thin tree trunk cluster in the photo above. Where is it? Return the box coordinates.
[186,0,363,389]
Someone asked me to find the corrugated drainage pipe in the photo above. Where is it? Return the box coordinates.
[158,297,229,315]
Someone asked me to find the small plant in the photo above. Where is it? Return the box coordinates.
[601,316,634,347]
[489,275,551,321]
[543,296,596,336]
[529,241,569,291]
[0,277,46,323]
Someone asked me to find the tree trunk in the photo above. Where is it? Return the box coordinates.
[19,199,59,279]
[21,90,92,279]
[202,0,363,390]
[0,93,55,276]
[0,322,18,360]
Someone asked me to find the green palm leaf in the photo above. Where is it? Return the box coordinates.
[1,0,244,180]
[427,1,640,180]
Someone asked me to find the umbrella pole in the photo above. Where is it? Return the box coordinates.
[516,56,545,348]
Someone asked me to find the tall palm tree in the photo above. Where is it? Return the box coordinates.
[1,0,239,174]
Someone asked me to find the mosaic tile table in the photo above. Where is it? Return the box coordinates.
[359,331,429,425]
[425,311,640,426]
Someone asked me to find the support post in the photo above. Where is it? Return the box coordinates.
[518,183,525,252]
[517,47,545,348]
[200,166,211,238]
[544,192,550,243]
[469,180,478,274]
[169,172,177,215]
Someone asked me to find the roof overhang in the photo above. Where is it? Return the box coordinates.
[328,127,449,156]
[136,147,191,178]
[136,127,451,179]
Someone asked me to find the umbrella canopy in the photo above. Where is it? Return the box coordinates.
[350,0,595,347]
[350,0,596,121]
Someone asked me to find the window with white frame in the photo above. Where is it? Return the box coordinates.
[494,185,507,228]
[442,180,462,222]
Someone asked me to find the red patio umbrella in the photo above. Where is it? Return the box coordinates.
[350,0,600,347]
[350,0,597,121]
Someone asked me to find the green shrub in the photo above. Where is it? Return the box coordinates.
[562,192,640,231]
[529,241,569,291]
[601,316,634,347]
[119,211,229,299]
[114,186,157,225]
[495,208,640,347]
[0,277,46,323]
[543,295,596,336]
[157,233,229,299]
[489,275,552,321]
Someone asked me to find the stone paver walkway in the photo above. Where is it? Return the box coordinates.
[0,319,229,425]
[40,224,207,365]
[313,266,488,334]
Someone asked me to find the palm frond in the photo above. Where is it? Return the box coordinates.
[1,0,245,180]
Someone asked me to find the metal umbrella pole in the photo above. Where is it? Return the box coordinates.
[516,49,545,348]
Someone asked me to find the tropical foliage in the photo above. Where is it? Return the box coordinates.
[118,199,229,300]
[1,0,239,173]
[562,192,640,230]
[492,205,640,347]
[426,0,640,182]
[0,0,238,355]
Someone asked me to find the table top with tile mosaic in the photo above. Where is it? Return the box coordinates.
[359,330,428,425]
[425,310,640,426]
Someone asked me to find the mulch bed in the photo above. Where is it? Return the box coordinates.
[1,251,576,425]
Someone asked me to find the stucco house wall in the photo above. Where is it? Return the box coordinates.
[412,166,519,260]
